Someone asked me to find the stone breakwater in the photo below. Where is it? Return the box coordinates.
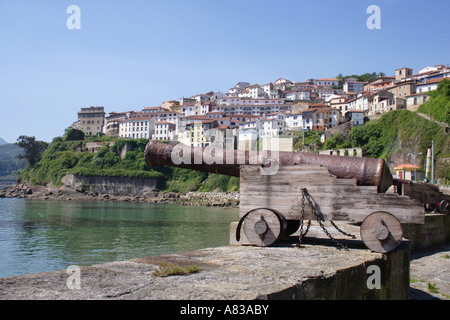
[0,183,240,208]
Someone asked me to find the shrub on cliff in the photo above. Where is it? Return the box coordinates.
[64,128,85,141]
[418,79,450,125]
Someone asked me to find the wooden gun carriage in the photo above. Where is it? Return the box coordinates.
[237,164,424,253]
[144,141,427,253]
[392,178,450,214]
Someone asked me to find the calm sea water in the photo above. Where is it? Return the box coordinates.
[0,198,238,278]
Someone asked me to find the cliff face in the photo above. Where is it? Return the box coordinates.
[62,174,159,196]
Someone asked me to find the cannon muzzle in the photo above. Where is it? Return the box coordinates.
[144,140,393,193]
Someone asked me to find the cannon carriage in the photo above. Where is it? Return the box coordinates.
[236,164,423,253]
[144,141,426,253]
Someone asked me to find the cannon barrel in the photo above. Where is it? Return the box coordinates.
[144,140,393,193]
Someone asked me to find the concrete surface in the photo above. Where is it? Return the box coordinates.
[409,243,450,300]
[0,239,409,300]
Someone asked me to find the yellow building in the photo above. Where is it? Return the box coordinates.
[186,120,218,147]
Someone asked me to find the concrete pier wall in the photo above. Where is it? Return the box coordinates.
[403,214,450,250]
[0,242,410,300]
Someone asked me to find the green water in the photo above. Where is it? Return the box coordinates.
[0,198,238,278]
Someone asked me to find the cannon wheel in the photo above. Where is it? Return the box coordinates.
[237,208,287,247]
[360,211,403,253]
[439,200,449,215]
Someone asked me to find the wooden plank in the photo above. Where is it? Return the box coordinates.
[240,165,424,224]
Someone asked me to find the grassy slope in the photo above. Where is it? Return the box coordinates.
[349,110,449,182]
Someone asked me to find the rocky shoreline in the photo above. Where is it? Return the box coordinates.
[0,183,240,208]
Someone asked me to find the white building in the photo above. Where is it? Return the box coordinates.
[347,93,372,112]
[297,91,310,101]
[238,120,263,151]
[217,97,285,106]
[345,111,365,126]
[260,83,280,99]
[141,108,180,125]
[327,108,341,128]
[301,109,315,131]
[179,103,196,117]
[343,81,366,93]
[152,122,176,141]
[119,117,156,139]
[275,78,292,85]
[312,78,339,87]
[415,78,445,94]
[142,106,165,113]
[418,65,447,74]
[229,82,250,96]
[210,91,225,101]
[284,90,310,101]
[261,118,285,137]
[406,93,429,110]
[213,97,290,116]
[199,102,211,115]
[284,112,304,131]
[205,111,226,118]
[238,84,267,99]
[316,86,335,100]
[273,78,293,90]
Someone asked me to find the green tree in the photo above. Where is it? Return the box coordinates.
[323,134,344,150]
[359,72,378,83]
[64,128,85,141]
[16,136,48,166]
[364,138,384,158]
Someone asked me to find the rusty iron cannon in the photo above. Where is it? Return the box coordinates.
[144,141,425,253]
[144,140,393,193]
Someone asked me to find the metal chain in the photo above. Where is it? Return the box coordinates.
[302,220,311,239]
[330,220,356,239]
[297,192,306,246]
[296,191,312,247]
[300,188,351,250]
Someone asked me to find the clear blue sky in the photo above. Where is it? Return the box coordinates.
[1,0,449,143]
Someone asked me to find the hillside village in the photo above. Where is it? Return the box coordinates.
[70,64,449,152]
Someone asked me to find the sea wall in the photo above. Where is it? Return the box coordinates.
[61,174,159,196]
[0,181,240,208]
